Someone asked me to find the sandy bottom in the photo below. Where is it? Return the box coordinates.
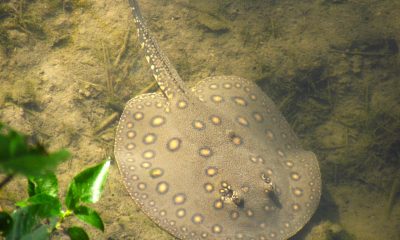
[1,0,399,239]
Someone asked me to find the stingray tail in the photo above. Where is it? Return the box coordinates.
[128,0,188,100]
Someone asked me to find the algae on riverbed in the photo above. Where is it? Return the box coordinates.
[1,0,400,239]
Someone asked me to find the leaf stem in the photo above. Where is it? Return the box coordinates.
[55,209,73,230]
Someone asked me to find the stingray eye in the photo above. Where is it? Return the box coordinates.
[261,173,274,193]
[261,173,271,183]
[219,181,244,208]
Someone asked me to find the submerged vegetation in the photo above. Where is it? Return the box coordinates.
[0,0,91,55]
[0,123,110,239]
[261,37,400,191]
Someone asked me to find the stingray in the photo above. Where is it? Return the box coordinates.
[114,0,321,239]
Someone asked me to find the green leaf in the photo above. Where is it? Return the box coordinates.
[0,212,13,235]
[19,224,50,240]
[6,207,58,240]
[0,150,70,176]
[9,134,26,158]
[67,226,89,240]
[73,205,104,231]
[28,174,58,197]
[0,123,70,176]
[27,180,35,197]
[6,206,40,240]
[65,160,111,209]
[16,193,61,217]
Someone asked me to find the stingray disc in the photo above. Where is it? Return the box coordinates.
[114,1,321,239]
[114,77,321,240]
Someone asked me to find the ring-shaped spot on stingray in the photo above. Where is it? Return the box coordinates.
[264,205,275,212]
[277,149,286,158]
[250,155,258,163]
[265,168,273,176]
[173,193,186,205]
[140,162,151,169]
[236,116,249,127]
[249,94,257,101]
[155,102,163,108]
[210,115,222,125]
[156,181,169,194]
[259,222,267,229]
[131,175,139,181]
[223,83,232,89]
[149,200,155,206]
[205,167,218,177]
[253,112,264,122]
[213,199,224,210]
[257,156,265,164]
[192,120,205,130]
[126,143,135,150]
[232,96,247,106]
[134,112,144,120]
[204,183,214,193]
[211,224,223,234]
[143,133,157,144]
[290,172,301,181]
[199,147,212,158]
[137,182,147,190]
[149,168,164,178]
[265,129,275,140]
[235,232,244,239]
[159,210,167,216]
[292,187,303,197]
[229,133,243,146]
[230,210,239,220]
[285,160,294,168]
[269,232,277,238]
[142,150,155,159]
[191,213,204,224]
[127,130,136,139]
[292,203,301,211]
[176,208,186,218]
[211,95,224,103]
[167,138,182,152]
[150,115,166,127]
[246,209,254,217]
[209,83,218,89]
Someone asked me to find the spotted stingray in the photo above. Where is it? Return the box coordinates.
[114,0,321,239]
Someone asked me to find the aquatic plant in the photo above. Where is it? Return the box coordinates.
[0,123,110,239]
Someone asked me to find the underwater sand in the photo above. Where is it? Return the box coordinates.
[0,0,399,239]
